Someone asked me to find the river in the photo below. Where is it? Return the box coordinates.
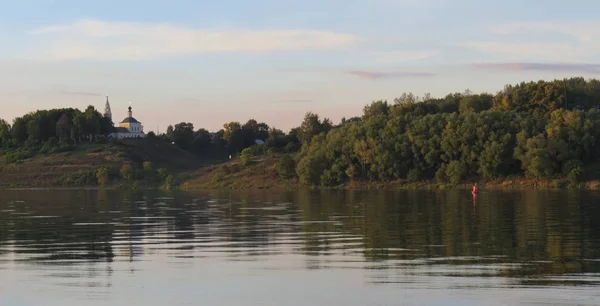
[1,189,600,305]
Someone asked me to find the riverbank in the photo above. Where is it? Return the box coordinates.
[179,155,600,191]
[3,145,600,191]
[0,139,206,188]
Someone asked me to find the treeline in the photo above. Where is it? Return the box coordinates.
[159,118,312,157]
[3,77,600,187]
[294,77,600,186]
[0,106,112,148]
[161,77,600,186]
[0,106,113,162]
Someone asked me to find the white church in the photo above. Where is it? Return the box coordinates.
[103,96,146,139]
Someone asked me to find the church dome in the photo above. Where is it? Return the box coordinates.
[120,117,140,123]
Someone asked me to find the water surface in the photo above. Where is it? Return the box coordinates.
[1,189,600,305]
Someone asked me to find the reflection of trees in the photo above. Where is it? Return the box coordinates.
[293,189,600,281]
[0,190,116,263]
[2,188,600,285]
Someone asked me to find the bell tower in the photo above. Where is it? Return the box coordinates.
[104,96,112,121]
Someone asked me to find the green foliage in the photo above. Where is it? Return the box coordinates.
[4,76,600,188]
[164,174,176,190]
[157,168,168,180]
[277,155,297,179]
[96,166,110,186]
[291,78,600,187]
[298,112,332,145]
[120,164,134,181]
[61,169,96,185]
[48,142,74,154]
[445,160,467,185]
[143,161,153,175]
[240,147,253,166]
[4,107,110,146]
[568,167,583,185]
[172,122,195,149]
[4,149,34,164]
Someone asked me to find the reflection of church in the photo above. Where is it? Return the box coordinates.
[104,96,146,139]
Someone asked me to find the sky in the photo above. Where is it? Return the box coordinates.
[1,0,600,132]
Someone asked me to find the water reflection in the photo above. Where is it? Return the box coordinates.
[1,189,600,304]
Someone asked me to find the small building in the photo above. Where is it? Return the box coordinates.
[104,97,146,139]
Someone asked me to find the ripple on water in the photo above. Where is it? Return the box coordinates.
[1,189,600,306]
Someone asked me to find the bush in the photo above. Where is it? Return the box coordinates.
[240,148,253,166]
[96,166,110,186]
[62,170,96,185]
[445,160,467,185]
[120,164,134,181]
[157,168,168,180]
[406,169,421,182]
[4,149,33,164]
[164,174,176,190]
[39,142,53,154]
[563,160,583,175]
[142,161,154,178]
[211,171,226,183]
[284,142,300,153]
[49,142,74,154]
[277,155,296,179]
[568,167,583,185]
[131,181,141,190]
[435,165,447,182]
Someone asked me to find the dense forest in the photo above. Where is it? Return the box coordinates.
[2,77,600,187]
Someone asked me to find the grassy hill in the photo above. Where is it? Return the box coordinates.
[0,139,207,188]
[180,156,299,190]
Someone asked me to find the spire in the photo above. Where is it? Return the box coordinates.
[128,101,132,118]
[104,96,112,120]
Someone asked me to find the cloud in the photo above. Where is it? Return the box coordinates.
[25,19,359,61]
[466,21,600,61]
[276,67,435,80]
[346,70,435,80]
[371,50,439,63]
[469,62,600,74]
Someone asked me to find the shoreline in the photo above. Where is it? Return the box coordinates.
[2,179,600,191]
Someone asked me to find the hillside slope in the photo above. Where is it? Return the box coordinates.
[0,139,205,187]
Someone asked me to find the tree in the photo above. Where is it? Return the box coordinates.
[298,112,331,145]
[56,113,73,142]
[71,112,86,143]
[459,94,493,114]
[84,106,102,141]
[166,125,174,140]
[277,155,296,179]
[191,128,212,155]
[223,121,243,153]
[0,119,11,148]
[363,100,390,119]
[172,122,195,149]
